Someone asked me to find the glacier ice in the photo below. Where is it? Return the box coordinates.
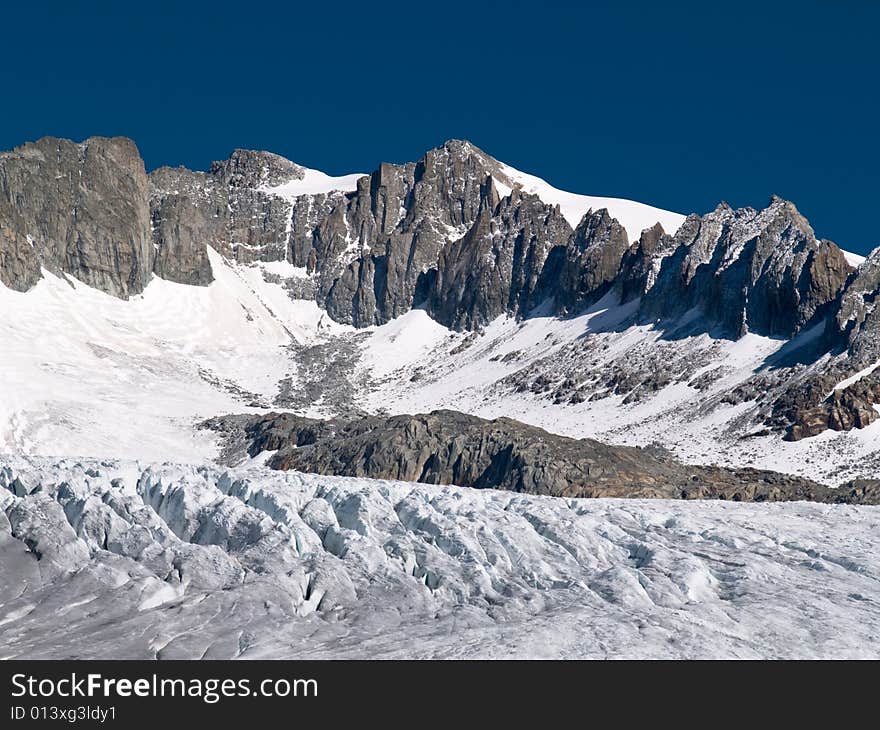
[1,457,878,659]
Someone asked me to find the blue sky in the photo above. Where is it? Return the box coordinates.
[2,1,876,254]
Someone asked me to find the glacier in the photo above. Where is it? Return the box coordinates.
[1,457,878,659]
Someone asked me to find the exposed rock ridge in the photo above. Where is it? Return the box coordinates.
[425,186,572,330]
[202,410,880,503]
[1,135,860,340]
[639,197,852,338]
[319,140,512,326]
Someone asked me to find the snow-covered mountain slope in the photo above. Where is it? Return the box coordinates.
[2,457,878,659]
[0,248,351,462]
[358,301,880,486]
[1,135,877,485]
[1,247,878,486]
[493,163,687,241]
[843,250,867,267]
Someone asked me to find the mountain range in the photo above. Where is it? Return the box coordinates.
[3,135,880,659]
[1,135,879,464]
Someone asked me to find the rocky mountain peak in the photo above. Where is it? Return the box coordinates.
[573,208,628,246]
[756,194,814,235]
[436,138,495,164]
[0,135,152,297]
[208,148,305,188]
[544,208,631,314]
[637,221,668,249]
[639,195,852,338]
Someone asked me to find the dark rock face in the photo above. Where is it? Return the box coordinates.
[0,218,40,292]
[0,136,153,297]
[640,198,852,338]
[149,182,215,286]
[202,409,879,503]
[618,222,675,303]
[320,141,510,327]
[784,371,880,440]
[149,149,316,284]
[830,249,880,364]
[769,252,880,441]
[416,186,854,345]
[426,187,571,330]
[544,209,631,314]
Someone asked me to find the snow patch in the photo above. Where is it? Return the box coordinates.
[259,168,364,201]
[495,164,687,242]
[842,250,867,268]
[832,359,880,394]
[257,260,310,279]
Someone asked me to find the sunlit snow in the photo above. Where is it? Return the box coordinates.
[258,167,364,201]
[495,164,687,241]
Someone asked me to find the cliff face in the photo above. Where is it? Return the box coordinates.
[831,248,880,365]
[318,141,511,327]
[0,136,152,297]
[426,187,571,330]
[149,148,311,285]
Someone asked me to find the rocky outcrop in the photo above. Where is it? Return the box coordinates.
[784,370,880,440]
[425,187,571,329]
[0,136,153,297]
[542,209,631,314]
[829,249,880,364]
[320,141,511,326]
[202,409,879,503]
[764,251,880,440]
[640,198,853,338]
[149,149,318,284]
[617,222,675,303]
[149,169,216,286]
[0,218,40,292]
[0,138,314,294]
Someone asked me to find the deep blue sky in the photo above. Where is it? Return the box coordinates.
[2,1,877,254]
